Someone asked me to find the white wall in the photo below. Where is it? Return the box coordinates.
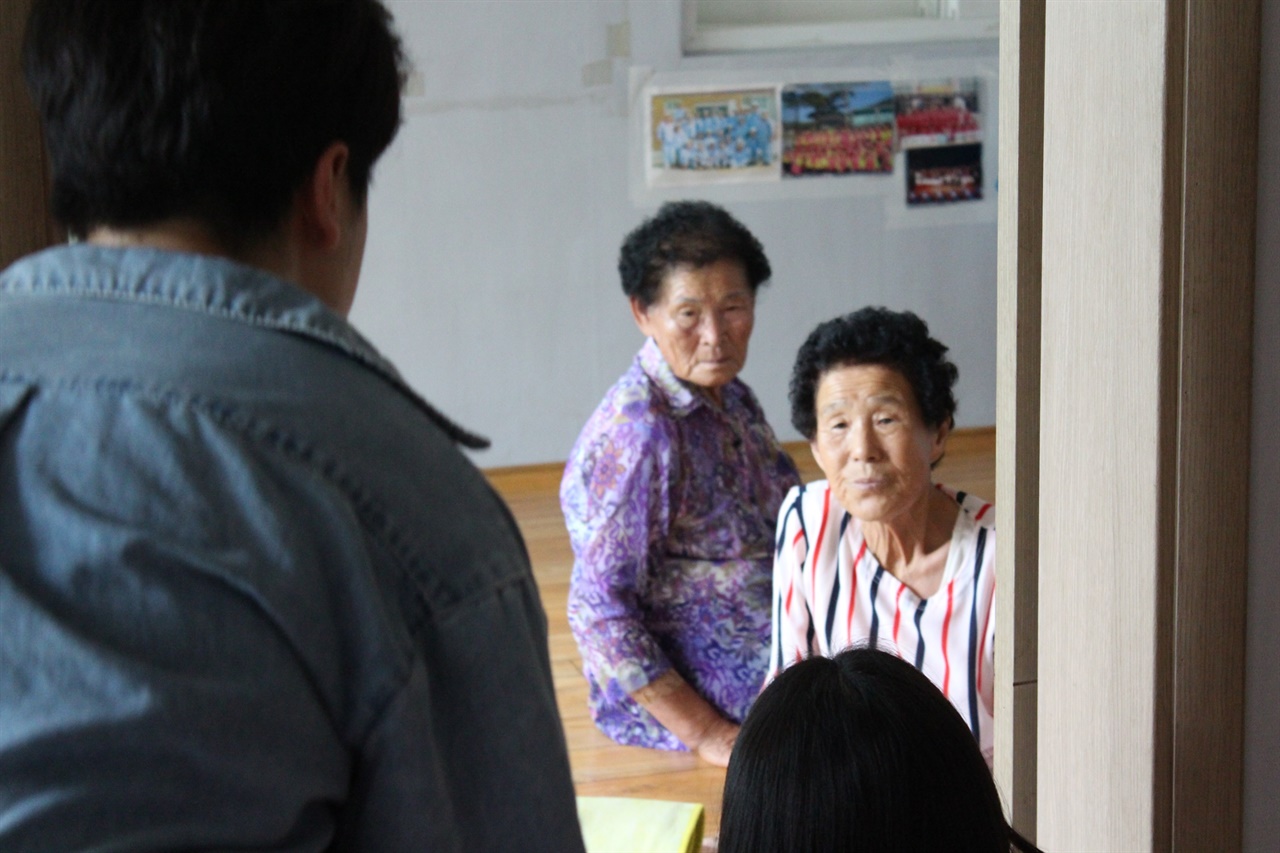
[1244,0,1279,846]
[353,0,998,467]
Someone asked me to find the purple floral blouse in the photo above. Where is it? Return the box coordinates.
[561,339,800,750]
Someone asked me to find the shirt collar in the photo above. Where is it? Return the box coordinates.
[637,337,746,417]
[3,244,490,448]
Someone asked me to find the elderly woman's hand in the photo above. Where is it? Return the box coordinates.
[691,718,740,767]
[631,670,740,768]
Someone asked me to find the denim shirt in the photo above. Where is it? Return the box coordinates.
[0,246,584,852]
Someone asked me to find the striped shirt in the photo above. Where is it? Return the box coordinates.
[769,481,996,763]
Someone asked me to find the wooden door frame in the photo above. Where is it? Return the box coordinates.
[0,0,58,267]
[996,0,1259,848]
[993,0,1043,838]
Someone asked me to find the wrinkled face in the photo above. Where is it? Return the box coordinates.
[631,258,755,400]
[809,363,949,525]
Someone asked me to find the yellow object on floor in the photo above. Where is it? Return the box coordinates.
[576,795,705,853]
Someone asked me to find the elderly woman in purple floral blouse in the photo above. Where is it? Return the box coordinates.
[561,201,800,766]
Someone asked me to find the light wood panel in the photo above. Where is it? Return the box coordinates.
[485,427,995,848]
[1039,4,1173,847]
[995,0,1043,838]
[1035,0,1257,848]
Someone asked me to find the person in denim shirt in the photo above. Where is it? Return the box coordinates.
[0,2,583,851]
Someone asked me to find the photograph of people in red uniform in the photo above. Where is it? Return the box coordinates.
[894,79,982,150]
[906,143,983,204]
[781,81,895,177]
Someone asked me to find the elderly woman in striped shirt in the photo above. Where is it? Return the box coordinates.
[769,307,995,765]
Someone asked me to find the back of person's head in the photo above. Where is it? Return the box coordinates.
[23,0,406,251]
[719,647,1012,853]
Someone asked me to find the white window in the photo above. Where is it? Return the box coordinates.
[684,0,998,54]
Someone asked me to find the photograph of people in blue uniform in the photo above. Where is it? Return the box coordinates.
[646,87,778,187]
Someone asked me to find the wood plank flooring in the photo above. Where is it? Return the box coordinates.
[484,427,995,849]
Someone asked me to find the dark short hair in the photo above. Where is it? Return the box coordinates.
[718,647,1011,853]
[618,200,771,307]
[23,0,407,249]
[789,307,958,440]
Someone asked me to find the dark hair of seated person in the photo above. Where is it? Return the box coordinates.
[22,0,406,251]
[719,647,1041,853]
[788,306,959,441]
[617,200,772,307]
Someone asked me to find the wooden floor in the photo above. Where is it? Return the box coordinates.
[484,427,995,849]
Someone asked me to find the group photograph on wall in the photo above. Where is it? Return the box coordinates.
[644,86,780,187]
[780,81,896,177]
[642,76,985,207]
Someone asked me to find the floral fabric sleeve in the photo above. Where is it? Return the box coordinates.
[562,405,676,700]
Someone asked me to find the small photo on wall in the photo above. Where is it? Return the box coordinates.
[906,143,983,204]
[645,86,780,187]
[895,79,982,150]
[780,81,896,177]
